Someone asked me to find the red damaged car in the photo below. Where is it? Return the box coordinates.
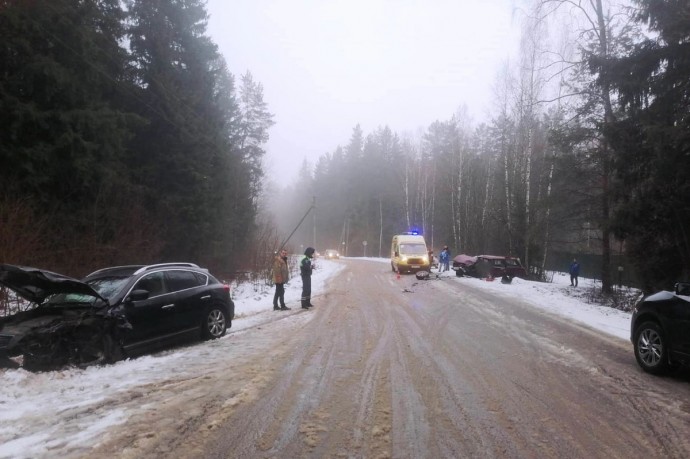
[452,254,527,279]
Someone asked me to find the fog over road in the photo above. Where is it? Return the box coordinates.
[92,258,690,458]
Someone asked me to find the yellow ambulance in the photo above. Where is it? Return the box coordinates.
[391,233,430,273]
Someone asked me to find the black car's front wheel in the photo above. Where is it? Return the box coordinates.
[634,321,669,374]
[202,306,227,340]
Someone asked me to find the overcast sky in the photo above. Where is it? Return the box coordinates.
[206,0,522,181]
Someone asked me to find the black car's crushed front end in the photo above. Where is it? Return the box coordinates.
[0,263,131,371]
[0,305,129,371]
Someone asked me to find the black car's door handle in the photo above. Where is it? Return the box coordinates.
[161,304,175,309]
[200,295,211,300]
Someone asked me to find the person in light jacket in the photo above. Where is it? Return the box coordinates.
[272,249,290,311]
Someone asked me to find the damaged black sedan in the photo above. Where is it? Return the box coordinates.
[0,263,234,371]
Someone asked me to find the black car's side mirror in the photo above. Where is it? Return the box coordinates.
[126,289,150,303]
[675,282,690,296]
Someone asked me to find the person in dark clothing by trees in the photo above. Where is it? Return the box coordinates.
[300,247,316,309]
[570,259,580,287]
[272,249,290,311]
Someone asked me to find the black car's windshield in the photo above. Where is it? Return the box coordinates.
[86,276,131,299]
[42,276,130,306]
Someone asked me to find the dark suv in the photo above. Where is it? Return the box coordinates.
[0,263,234,371]
[631,282,690,374]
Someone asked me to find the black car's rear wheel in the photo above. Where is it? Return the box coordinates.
[634,321,670,374]
[202,307,227,340]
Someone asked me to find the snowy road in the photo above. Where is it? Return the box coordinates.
[192,260,690,458]
[3,258,690,458]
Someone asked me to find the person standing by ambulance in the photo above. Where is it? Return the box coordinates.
[439,246,451,272]
[300,247,316,309]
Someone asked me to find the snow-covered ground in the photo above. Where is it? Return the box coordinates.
[0,257,640,458]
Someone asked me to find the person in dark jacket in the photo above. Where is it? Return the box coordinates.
[272,249,290,311]
[300,247,316,309]
[569,258,580,287]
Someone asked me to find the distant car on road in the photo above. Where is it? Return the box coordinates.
[630,282,690,374]
[324,249,340,259]
[0,263,234,371]
[452,254,527,279]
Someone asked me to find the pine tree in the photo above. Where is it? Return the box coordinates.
[603,0,690,290]
[235,71,275,206]
[126,0,251,267]
[0,0,143,269]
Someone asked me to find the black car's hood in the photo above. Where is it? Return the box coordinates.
[0,264,106,304]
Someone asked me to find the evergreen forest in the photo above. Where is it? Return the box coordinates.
[1,0,688,294]
[1,0,273,278]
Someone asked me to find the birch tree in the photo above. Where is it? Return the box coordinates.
[514,6,549,271]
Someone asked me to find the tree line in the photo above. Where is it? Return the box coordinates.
[0,0,273,278]
[1,0,687,294]
[271,0,689,294]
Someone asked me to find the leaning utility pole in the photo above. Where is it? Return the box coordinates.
[278,197,316,252]
[312,197,317,249]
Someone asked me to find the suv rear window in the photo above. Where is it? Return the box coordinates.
[166,270,204,292]
[192,272,209,285]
